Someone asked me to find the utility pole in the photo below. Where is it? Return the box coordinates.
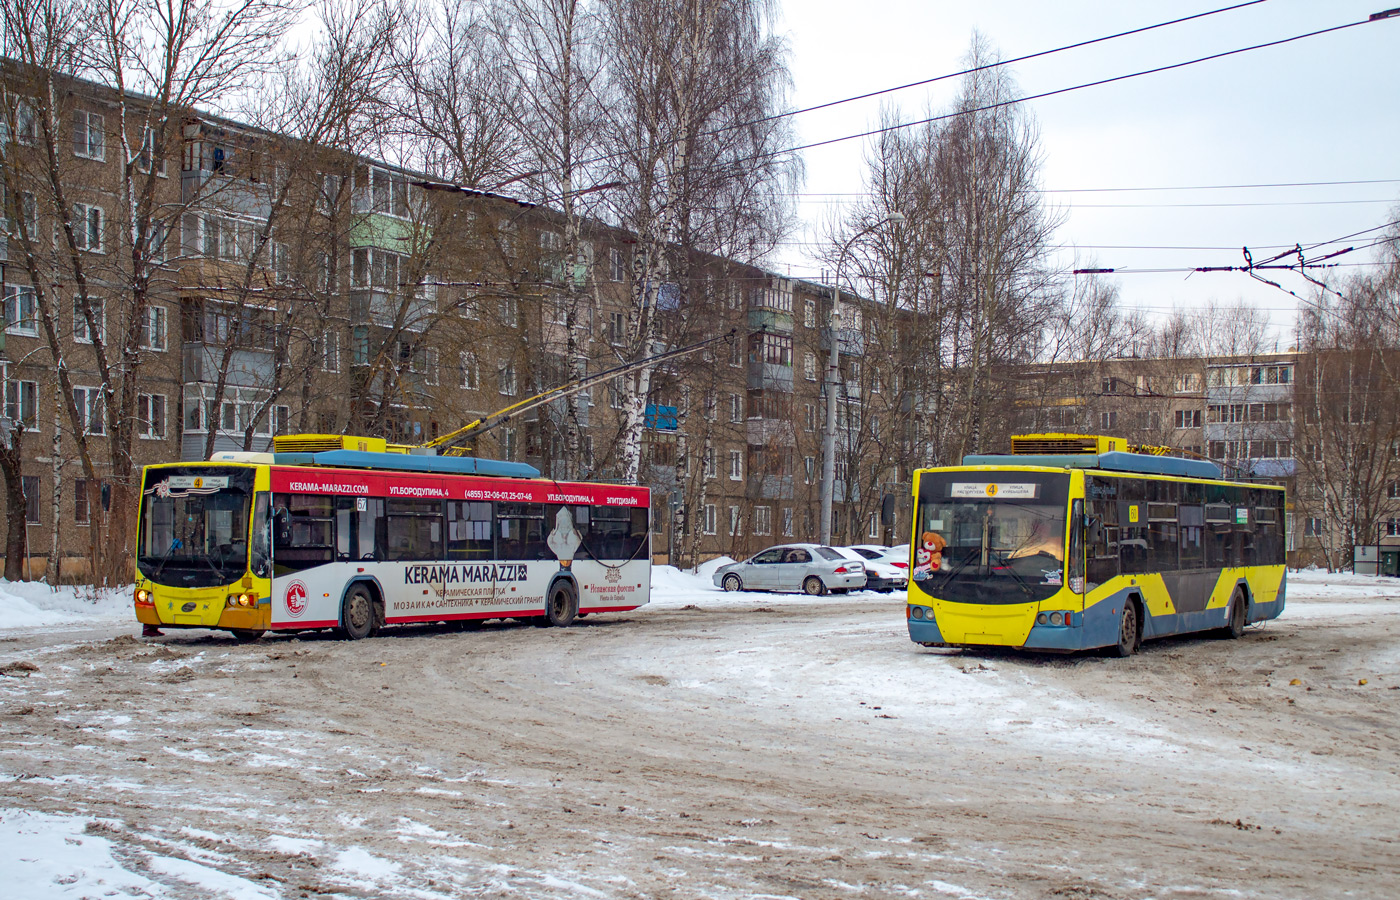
[820,212,903,545]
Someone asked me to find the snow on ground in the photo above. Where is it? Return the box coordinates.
[0,581,130,630]
[0,808,277,899]
[3,566,1398,631]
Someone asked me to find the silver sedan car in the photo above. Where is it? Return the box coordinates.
[712,543,866,595]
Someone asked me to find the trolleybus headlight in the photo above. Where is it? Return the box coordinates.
[226,593,258,608]
[135,589,152,605]
[1049,612,1063,626]
[1036,612,1048,625]
[911,606,925,619]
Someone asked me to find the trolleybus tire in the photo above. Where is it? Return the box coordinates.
[339,586,377,640]
[1110,600,1140,657]
[545,581,578,627]
[232,629,264,644]
[722,574,743,592]
[1221,587,1247,639]
[803,576,826,596]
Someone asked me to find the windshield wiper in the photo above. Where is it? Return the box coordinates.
[149,538,182,581]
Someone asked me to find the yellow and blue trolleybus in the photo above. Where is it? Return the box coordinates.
[906,434,1285,656]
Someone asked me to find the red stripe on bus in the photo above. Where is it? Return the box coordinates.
[269,466,649,507]
[579,605,642,614]
[270,619,338,629]
[386,611,541,625]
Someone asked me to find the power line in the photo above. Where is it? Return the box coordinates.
[770,13,1389,163]
[744,0,1272,131]
[786,177,1400,197]
[558,1,1277,182]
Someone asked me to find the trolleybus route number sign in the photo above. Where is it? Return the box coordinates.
[949,482,1039,499]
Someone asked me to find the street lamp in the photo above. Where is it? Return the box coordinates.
[820,211,904,546]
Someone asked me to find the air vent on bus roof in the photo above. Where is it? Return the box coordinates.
[1010,434,1127,455]
[273,434,387,454]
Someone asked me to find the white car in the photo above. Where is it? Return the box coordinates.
[837,547,906,593]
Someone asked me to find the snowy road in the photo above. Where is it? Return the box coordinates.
[1,570,1398,899]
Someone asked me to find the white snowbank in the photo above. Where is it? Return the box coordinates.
[0,581,130,630]
[0,808,277,899]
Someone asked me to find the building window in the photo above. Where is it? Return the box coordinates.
[4,285,37,336]
[782,507,793,536]
[728,505,741,536]
[503,427,517,461]
[498,361,517,395]
[803,299,816,328]
[703,447,715,479]
[804,455,815,484]
[610,248,626,282]
[607,311,625,345]
[1304,517,1323,537]
[459,351,479,389]
[1174,408,1201,429]
[4,373,38,428]
[73,386,105,435]
[730,393,742,423]
[72,297,104,344]
[139,306,167,350]
[73,110,105,160]
[1100,410,1118,430]
[22,475,39,525]
[805,403,816,431]
[320,329,340,372]
[499,295,518,327]
[137,126,166,175]
[1174,373,1202,393]
[74,478,90,525]
[703,503,716,535]
[803,353,817,381]
[868,513,880,539]
[754,506,772,536]
[137,393,166,439]
[73,203,103,251]
[729,450,742,480]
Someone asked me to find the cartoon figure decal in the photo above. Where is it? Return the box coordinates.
[912,530,947,581]
[546,506,582,570]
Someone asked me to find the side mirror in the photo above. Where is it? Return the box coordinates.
[1085,516,1103,548]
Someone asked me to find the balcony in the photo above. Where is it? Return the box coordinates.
[747,360,794,392]
[747,308,793,334]
[820,327,865,356]
[645,403,679,431]
[746,417,796,447]
[746,474,793,500]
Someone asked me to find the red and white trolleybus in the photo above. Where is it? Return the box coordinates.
[133,436,650,640]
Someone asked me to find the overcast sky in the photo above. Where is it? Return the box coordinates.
[774,0,1400,344]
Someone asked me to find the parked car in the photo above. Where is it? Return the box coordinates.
[835,547,906,593]
[847,544,912,573]
[712,544,866,595]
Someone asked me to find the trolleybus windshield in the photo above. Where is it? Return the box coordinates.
[138,467,256,587]
[914,471,1070,605]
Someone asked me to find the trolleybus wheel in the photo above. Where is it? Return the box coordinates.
[1222,588,1247,639]
[340,586,377,640]
[803,576,826,596]
[232,629,264,644]
[545,581,578,627]
[722,574,743,592]
[1111,600,1140,657]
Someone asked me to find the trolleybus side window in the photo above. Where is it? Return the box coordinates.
[251,492,272,577]
[273,493,335,571]
[588,505,648,561]
[447,500,493,560]
[384,498,444,561]
[497,501,549,560]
